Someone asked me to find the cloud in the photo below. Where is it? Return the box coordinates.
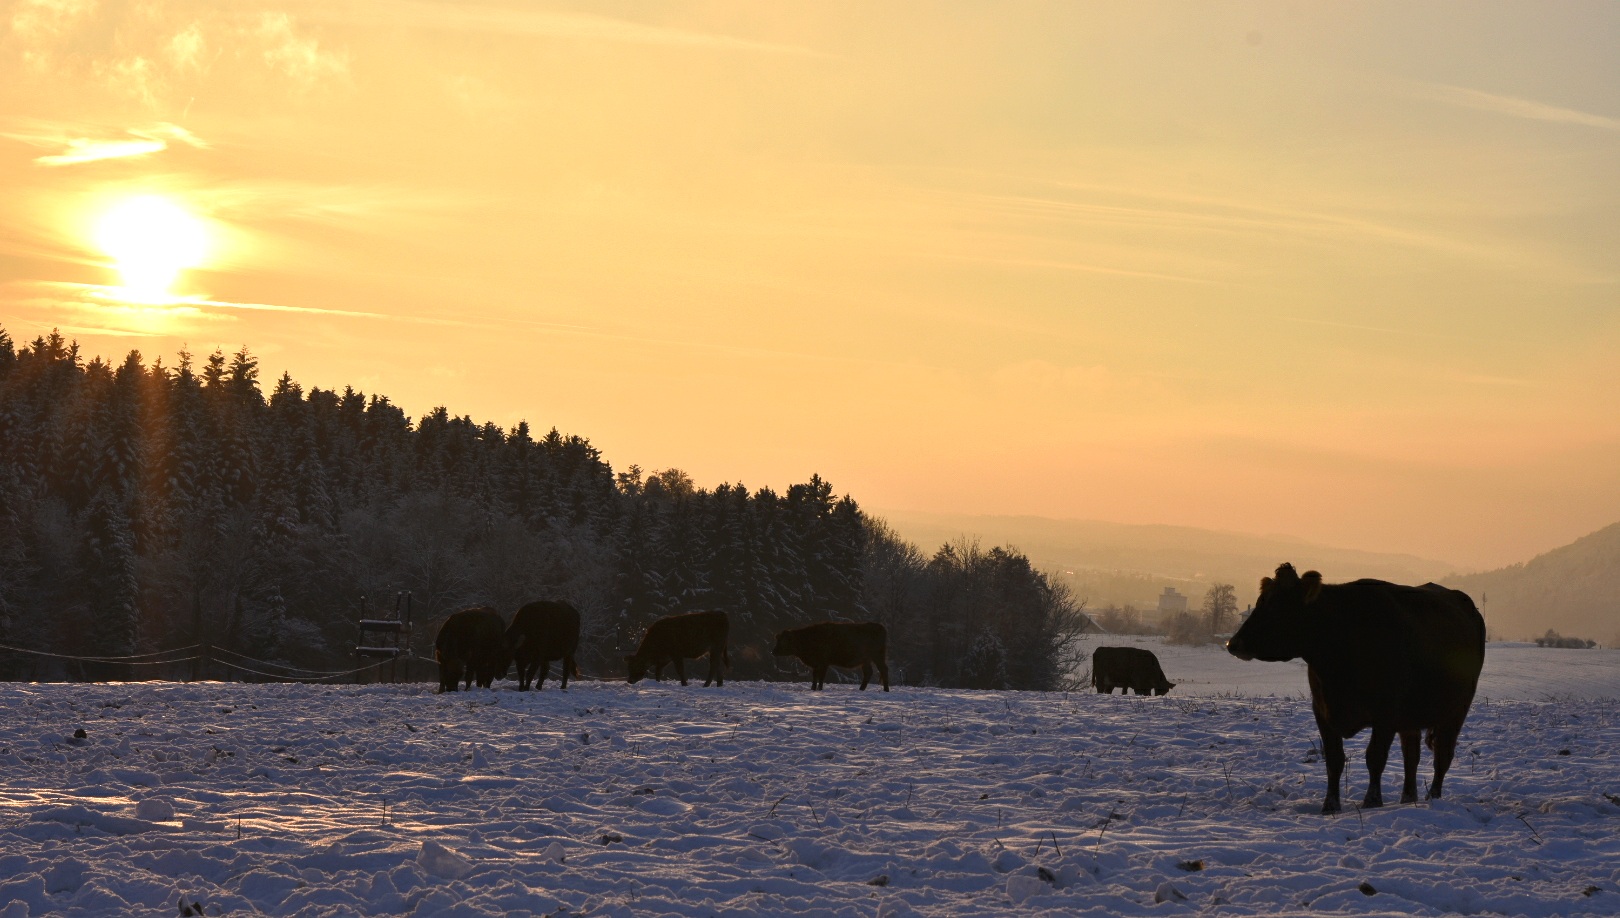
[24,282,517,335]
[195,179,473,229]
[38,137,167,166]
[256,11,349,86]
[30,322,167,339]
[1410,81,1620,132]
[945,253,1227,286]
[308,0,818,56]
[7,0,96,48]
[3,121,209,166]
[1275,314,1447,340]
[6,3,349,106]
[62,282,391,318]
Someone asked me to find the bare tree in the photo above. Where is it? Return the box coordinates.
[1202,583,1238,636]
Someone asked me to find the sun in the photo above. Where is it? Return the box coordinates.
[93,195,210,301]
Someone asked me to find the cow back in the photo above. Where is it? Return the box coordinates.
[776,621,886,666]
[1305,580,1483,733]
[437,606,507,659]
[640,610,729,659]
[508,600,581,658]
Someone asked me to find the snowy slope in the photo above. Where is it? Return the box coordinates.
[0,646,1617,917]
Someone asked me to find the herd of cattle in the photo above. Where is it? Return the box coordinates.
[434,604,892,695]
[435,564,1487,816]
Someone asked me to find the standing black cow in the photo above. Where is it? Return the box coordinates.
[1226,563,1485,814]
[625,611,730,687]
[506,600,581,691]
[1092,646,1174,696]
[435,606,510,692]
[772,622,891,691]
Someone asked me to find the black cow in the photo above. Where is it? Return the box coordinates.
[435,606,510,692]
[506,600,581,691]
[1092,646,1174,695]
[772,622,891,691]
[1226,563,1485,814]
[625,611,730,687]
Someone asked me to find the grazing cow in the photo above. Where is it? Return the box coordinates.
[1225,563,1485,814]
[506,600,581,691]
[435,606,510,692]
[772,622,891,691]
[1092,646,1174,696]
[625,611,730,687]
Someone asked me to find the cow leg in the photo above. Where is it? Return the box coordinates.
[1362,727,1395,808]
[560,655,573,690]
[878,659,891,692]
[859,662,872,690]
[703,651,716,687]
[536,659,551,691]
[710,645,725,687]
[674,657,688,686]
[813,665,827,690]
[1428,726,1461,801]
[1399,730,1422,804]
[1316,723,1345,815]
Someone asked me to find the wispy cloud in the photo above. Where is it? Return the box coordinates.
[1410,81,1620,132]
[28,282,518,333]
[17,280,899,367]
[1,121,208,166]
[955,183,1471,257]
[942,252,1226,286]
[1276,314,1447,340]
[256,11,351,87]
[310,0,819,56]
[199,180,469,227]
[35,323,167,339]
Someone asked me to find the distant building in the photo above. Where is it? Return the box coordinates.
[1157,587,1188,616]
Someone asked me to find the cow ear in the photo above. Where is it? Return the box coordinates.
[1259,576,1274,595]
[1301,570,1323,603]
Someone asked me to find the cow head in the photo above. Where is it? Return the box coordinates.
[1225,562,1322,662]
[770,630,800,658]
[624,654,647,685]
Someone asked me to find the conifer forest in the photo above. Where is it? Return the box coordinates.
[0,328,1087,690]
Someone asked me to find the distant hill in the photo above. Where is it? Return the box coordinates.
[1449,522,1620,645]
[871,510,1459,613]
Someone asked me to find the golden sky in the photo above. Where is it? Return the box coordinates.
[2,1,1617,569]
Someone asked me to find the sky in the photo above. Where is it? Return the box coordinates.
[1,1,1617,571]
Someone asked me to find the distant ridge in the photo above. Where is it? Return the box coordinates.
[1449,522,1620,644]
[871,509,1458,610]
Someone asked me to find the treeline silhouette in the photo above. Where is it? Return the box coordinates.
[0,327,1087,689]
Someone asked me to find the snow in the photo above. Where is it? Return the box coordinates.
[1078,636,1620,702]
[0,641,1616,916]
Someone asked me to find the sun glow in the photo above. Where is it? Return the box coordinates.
[93,195,209,301]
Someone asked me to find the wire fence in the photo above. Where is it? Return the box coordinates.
[0,639,401,684]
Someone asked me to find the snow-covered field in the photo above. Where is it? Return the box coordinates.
[1077,636,1620,702]
[2,642,1618,916]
